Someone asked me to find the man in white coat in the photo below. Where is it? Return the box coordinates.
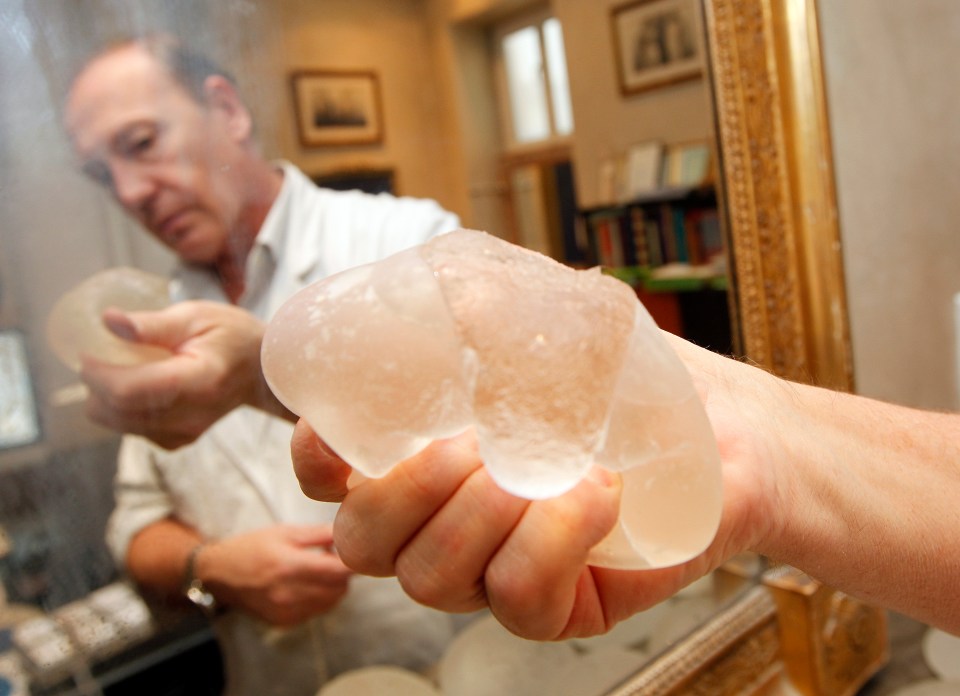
[64,34,461,695]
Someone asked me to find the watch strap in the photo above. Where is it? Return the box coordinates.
[183,543,218,616]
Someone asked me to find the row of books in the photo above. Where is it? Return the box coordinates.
[583,200,723,270]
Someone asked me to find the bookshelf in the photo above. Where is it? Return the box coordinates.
[577,185,722,272]
[574,185,733,353]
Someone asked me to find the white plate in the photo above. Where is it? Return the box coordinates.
[923,628,960,681]
[438,615,577,696]
[317,665,439,696]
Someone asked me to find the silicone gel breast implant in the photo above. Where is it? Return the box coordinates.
[46,266,173,371]
[262,230,723,569]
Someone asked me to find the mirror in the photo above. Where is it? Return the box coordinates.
[1,0,903,694]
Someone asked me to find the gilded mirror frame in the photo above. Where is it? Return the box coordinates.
[704,0,853,391]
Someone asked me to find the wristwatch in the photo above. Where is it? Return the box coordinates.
[183,543,218,616]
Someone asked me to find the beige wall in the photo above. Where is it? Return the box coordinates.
[819,0,960,410]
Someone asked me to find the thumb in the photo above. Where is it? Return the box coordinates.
[102,304,195,351]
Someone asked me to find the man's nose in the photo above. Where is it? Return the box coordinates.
[110,161,156,211]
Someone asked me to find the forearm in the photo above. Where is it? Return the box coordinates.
[125,517,203,601]
[756,379,960,632]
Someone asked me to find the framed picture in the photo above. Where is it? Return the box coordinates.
[0,329,41,449]
[291,70,384,147]
[611,0,704,96]
[312,168,395,195]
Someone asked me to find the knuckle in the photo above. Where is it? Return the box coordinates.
[332,518,387,576]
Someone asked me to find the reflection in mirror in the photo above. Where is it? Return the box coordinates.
[0,0,898,694]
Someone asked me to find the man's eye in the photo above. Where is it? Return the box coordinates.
[127,134,154,156]
[118,126,159,158]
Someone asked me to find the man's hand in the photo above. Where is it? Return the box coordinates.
[79,300,293,449]
[197,524,353,627]
[291,423,714,641]
[287,334,781,641]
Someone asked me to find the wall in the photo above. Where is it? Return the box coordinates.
[819,0,960,410]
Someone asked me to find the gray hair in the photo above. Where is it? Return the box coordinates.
[76,33,239,105]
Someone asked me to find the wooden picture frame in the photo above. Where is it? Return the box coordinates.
[290,70,384,148]
[611,0,704,96]
[312,168,395,195]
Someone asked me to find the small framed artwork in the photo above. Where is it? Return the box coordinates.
[0,329,41,449]
[291,70,384,148]
[624,141,664,198]
[611,0,704,96]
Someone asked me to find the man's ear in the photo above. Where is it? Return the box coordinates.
[203,75,252,143]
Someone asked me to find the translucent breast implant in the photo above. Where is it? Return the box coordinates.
[46,267,173,371]
[261,229,722,569]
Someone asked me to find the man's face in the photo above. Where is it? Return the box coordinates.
[65,45,246,264]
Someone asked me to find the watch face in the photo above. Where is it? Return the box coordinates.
[0,330,40,449]
[186,582,216,612]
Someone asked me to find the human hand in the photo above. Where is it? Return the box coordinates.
[79,300,292,449]
[196,524,353,627]
[289,334,782,641]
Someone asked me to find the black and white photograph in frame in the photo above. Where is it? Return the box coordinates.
[611,0,704,96]
[291,69,384,147]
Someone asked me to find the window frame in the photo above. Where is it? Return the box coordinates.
[490,6,574,155]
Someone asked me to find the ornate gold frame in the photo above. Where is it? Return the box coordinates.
[704,0,853,391]
[605,566,889,695]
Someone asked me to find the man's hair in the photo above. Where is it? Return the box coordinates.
[79,33,239,104]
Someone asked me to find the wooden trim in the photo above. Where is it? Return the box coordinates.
[763,566,890,696]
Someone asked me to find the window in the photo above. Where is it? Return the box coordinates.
[494,10,574,148]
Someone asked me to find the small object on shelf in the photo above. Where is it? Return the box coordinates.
[623,141,664,200]
[85,582,155,647]
[54,600,124,662]
[662,141,712,188]
[11,615,76,687]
